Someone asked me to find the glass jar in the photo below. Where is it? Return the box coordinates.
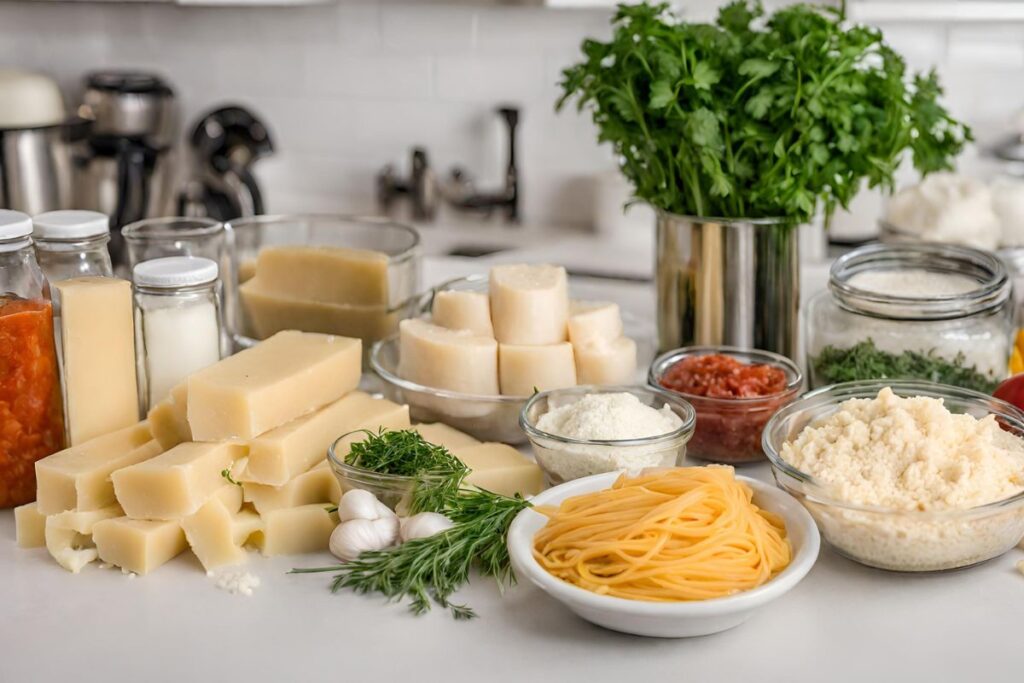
[32,210,113,281]
[805,243,1013,393]
[133,256,224,411]
[0,210,65,507]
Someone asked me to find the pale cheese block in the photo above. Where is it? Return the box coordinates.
[568,301,623,347]
[431,290,494,337]
[35,423,155,515]
[574,336,638,385]
[498,342,577,397]
[413,423,480,450]
[243,461,341,514]
[14,502,46,548]
[146,381,191,450]
[111,442,247,520]
[255,504,338,556]
[254,245,389,306]
[489,264,569,345]
[210,482,244,514]
[92,518,187,575]
[180,496,251,571]
[245,391,409,486]
[187,330,361,441]
[52,277,139,445]
[454,443,544,497]
[238,258,257,284]
[232,508,264,546]
[44,504,123,573]
[398,318,499,401]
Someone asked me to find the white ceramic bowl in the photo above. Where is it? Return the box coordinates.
[507,471,820,638]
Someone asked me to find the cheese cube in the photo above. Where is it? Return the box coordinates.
[245,392,409,486]
[454,443,544,497]
[187,330,361,441]
[574,337,638,385]
[35,423,155,515]
[52,277,139,445]
[243,461,341,514]
[232,508,264,546]
[147,381,191,450]
[111,442,246,520]
[254,245,390,306]
[398,318,499,398]
[92,518,187,575]
[14,502,46,548]
[256,504,338,556]
[181,496,251,571]
[489,264,569,345]
[211,482,244,514]
[498,343,577,397]
[568,301,623,347]
[45,504,123,573]
[413,423,480,450]
[432,290,494,337]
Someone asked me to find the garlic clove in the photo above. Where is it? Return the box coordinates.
[399,512,455,542]
[329,517,398,562]
[371,514,400,547]
[337,489,387,523]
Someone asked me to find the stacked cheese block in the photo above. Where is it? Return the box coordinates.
[399,263,638,397]
[14,330,543,576]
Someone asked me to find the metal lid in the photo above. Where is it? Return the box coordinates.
[133,256,218,288]
[85,71,173,96]
[33,210,109,240]
[0,210,33,241]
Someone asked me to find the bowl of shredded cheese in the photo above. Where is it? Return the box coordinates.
[763,380,1024,572]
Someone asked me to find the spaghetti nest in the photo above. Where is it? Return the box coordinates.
[532,467,791,601]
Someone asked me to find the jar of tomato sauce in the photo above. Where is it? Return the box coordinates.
[0,210,65,507]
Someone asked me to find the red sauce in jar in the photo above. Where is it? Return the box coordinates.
[0,299,65,507]
[659,354,788,398]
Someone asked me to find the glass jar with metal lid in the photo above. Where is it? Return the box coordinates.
[32,210,113,281]
[805,243,1012,393]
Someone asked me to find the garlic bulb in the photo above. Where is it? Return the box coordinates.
[400,512,455,542]
[329,516,400,562]
[337,489,394,523]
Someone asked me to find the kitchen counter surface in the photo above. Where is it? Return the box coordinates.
[2,249,1019,682]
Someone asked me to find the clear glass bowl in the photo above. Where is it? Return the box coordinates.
[519,385,695,486]
[762,379,1024,572]
[649,346,802,464]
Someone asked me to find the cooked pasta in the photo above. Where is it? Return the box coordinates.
[532,467,791,601]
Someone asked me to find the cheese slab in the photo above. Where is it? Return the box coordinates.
[243,461,341,514]
[52,277,139,445]
[489,264,569,345]
[92,518,187,575]
[44,504,123,573]
[35,423,155,515]
[398,318,499,395]
[14,502,46,548]
[245,391,409,486]
[187,330,361,441]
[455,443,544,498]
[180,496,250,571]
[498,343,577,396]
[413,423,480,450]
[574,336,638,385]
[254,245,389,306]
[431,290,494,337]
[111,442,246,520]
[568,301,623,347]
[147,381,191,450]
[256,504,337,556]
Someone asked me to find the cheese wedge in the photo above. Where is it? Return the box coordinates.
[489,264,569,345]
[181,496,252,571]
[187,330,361,441]
[254,245,390,306]
[431,290,494,337]
[14,502,46,548]
[92,518,187,575]
[45,504,124,573]
[413,423,480,450]
[498,342,577,396]
[256,504,338,556]
[243,461,341,514]
[574,337,637,385]
[568,301,623,347]
[398,318,499,397]
[454,443,543,497]
[147,381,191,450]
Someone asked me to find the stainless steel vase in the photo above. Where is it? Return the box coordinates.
[655,212,800,361]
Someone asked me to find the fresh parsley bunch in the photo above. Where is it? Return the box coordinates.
[557,1,971,224]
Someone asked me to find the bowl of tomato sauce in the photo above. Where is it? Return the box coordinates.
[649,346,803,464]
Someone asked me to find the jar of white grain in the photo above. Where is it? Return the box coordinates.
[805,243,1012,393]
[133,256,224,410]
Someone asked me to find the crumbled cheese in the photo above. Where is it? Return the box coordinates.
[213,570,261,596]
[536,392,681,441]
[782,387,1024,511]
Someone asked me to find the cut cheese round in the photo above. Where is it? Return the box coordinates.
[568,300,623,347]
[499,342,577,397]
[432,290,494,337]
[574,336,637,385]
[489,264,569,345]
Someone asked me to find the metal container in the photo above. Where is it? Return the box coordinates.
[655,212,800,361]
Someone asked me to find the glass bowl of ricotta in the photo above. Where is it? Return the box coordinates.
[519,386,696,486]
[762,379,1024,572]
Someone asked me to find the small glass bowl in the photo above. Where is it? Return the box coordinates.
[649,346,802,464]
[519,385,696,486]
[763,379,1024,572]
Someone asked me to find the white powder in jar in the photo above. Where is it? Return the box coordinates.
[848,269,980,298]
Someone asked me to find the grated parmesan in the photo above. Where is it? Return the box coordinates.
[212,570,261,596]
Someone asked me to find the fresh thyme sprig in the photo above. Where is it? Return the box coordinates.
[220,468,242,487]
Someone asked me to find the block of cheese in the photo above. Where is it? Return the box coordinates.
[574,337,638,385]
[243,461,341,514]
[209,482,244,514]
[256,504,337,556]
[245,391,409,486]
[111,442,246,520]
[35,423,155,515]
[44,504,123,573]
[52,277,139,445]
[413,423,480,450]
[489,264,569,345]
[398,318,499,396]
[14,502,46,548]
[454,443,544,498]
[568,301,623,347]
[498,343,577,397]
[147,381,191,450]
[255,245,390,306]
[181,496,250,571]
[187,330,361,441]
[431,290,494,337]
[92,517,187,575]
[240,278,398,343]
[232,508,264,546]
